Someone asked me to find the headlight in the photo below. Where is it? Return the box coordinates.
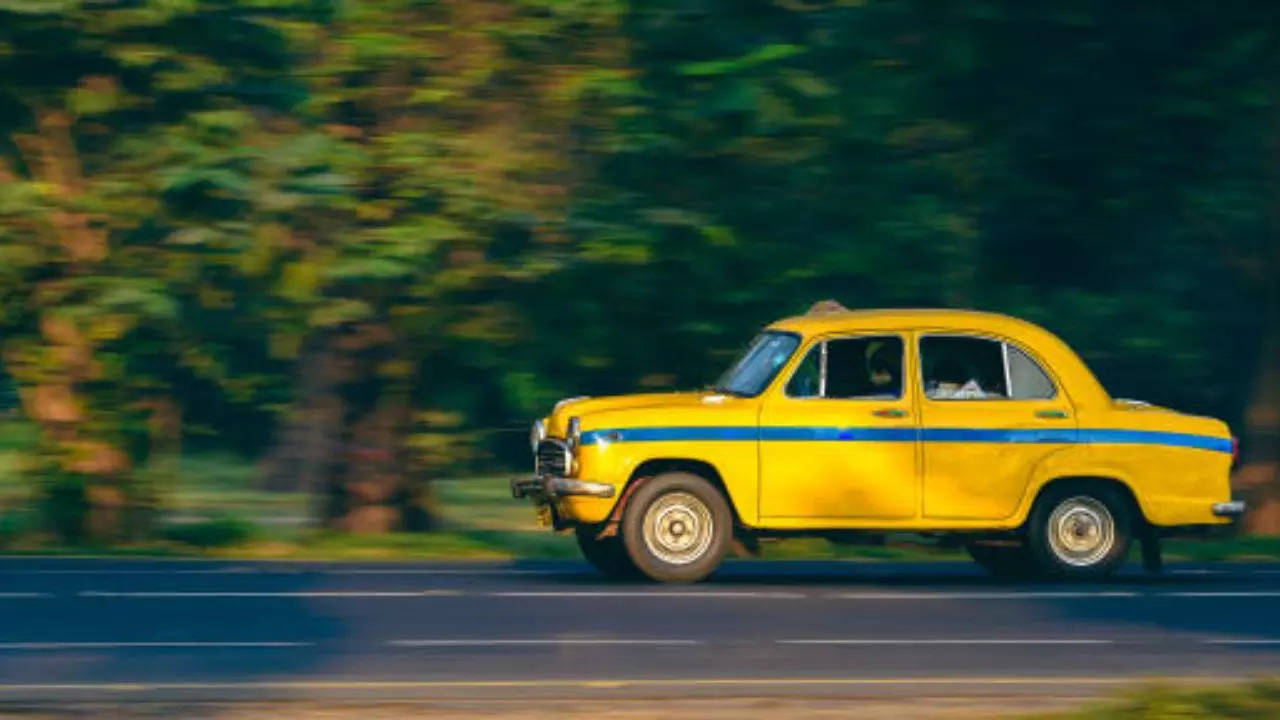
[567,416,582,448]
[530,419,546,452]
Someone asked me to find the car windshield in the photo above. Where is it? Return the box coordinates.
[713,331,800,397]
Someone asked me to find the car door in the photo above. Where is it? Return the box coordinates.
[758,332,919,522]
[917,333,1077,520]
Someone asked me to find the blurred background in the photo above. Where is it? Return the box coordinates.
[0,0,1276,554]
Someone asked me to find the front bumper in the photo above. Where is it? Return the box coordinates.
[510,475,616,501]
[1212,500,1247,518]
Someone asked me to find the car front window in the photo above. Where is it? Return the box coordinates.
[713,331,800,397]
[787,335,905,400]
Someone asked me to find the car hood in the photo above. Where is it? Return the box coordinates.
[544,391,737,436]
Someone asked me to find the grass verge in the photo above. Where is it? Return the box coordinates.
[1,469,1278,562]
[5,531,1279,564]
[1035,679,1280,719]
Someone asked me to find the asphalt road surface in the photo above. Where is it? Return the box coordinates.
[2,557,1279,702]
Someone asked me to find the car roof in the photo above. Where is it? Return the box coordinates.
[767,307,1112,409]
[767,308,1039,336]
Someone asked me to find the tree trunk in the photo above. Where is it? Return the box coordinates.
[259,340,345,493]
[264,322,437,533]
[1238,286,1280,533]
[1238,118,1280,534]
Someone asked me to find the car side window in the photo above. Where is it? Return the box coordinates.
[921,335,1057,400]
[1007,344,1056,399]
[786,335,904,399]
[921,335,1007,399]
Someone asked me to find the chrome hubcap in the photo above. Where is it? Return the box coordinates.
[642,491,714,565]
[1047,496,1115,567]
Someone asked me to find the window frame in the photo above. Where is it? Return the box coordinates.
[783,332,908,401]
[917,332,1060,402]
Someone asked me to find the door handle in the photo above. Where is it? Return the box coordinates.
[872,408,908,419]
[1035,409,1069,419]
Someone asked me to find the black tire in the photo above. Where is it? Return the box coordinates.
[966,542,1038,579]
[1025,483,1132,580]
[574,525,637,579]
[620,472,732,583]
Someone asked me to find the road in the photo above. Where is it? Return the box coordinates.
[1,557,1279,702]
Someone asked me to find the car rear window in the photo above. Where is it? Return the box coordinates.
[921,335,1056,400]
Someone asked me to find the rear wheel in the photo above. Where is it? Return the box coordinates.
[574,525,636,579]
[621,472,732,583]
[966,542,1037,579]
[1026,484,1131,580]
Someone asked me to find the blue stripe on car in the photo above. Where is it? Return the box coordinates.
[579,426,1231,453]
[918,428,1079,444]
[1075,429,1232,453]
[760,427,920,442]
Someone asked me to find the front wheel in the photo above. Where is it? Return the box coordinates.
[621,472,732,583]
[1026,484,1132,580]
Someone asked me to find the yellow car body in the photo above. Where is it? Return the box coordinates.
[514,309,1239,576]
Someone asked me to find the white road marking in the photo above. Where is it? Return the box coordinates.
[1201,638,1280,645]
[1160,591,1280,598]
[1170,568,1280,576]
[389,639,702,647]
[77,590,461,598]
[0,593,51,599]
[3,637,1277,652]
[490,591,806,599]
[826,591,1138,600]
[0,642,311,650]
[777,639,1113,646]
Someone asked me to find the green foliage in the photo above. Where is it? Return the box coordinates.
[0,510,34,549]
[0,0,1276,540]
[1164,536,1280,563]
[509,0,1279,453]
[39,472,90,544]
[1039,680,1280,719]
[162,513,256,549]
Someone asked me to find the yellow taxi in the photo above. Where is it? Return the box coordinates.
[512,308,1241,582]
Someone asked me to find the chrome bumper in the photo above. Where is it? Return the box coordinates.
[510,476,616,500]
[1212,500,1246,518]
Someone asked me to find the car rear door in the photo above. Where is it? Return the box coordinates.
[917,333,1077,520]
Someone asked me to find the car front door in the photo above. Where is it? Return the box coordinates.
[917,333,1077,520]
[758,332,919,522]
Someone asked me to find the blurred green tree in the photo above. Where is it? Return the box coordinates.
[0,0,1275,541]
[917,2,1280,528]
[256,0,628,531]
[515,0,979,400]
[0,0,328,540]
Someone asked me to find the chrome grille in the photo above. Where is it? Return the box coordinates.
[535,439,571,477]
